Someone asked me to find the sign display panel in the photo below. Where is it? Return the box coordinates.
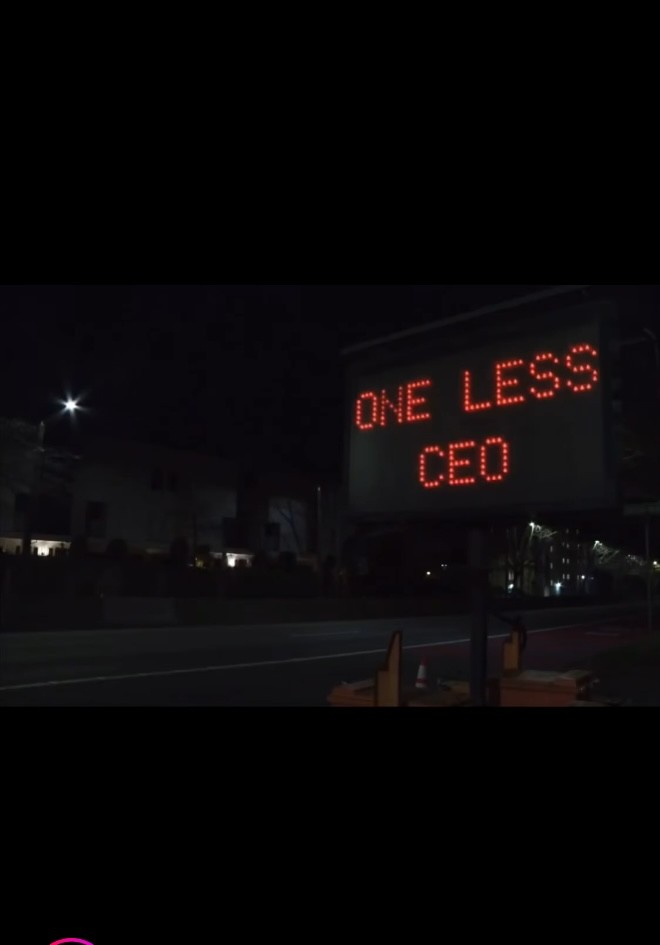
[347,305,616,519]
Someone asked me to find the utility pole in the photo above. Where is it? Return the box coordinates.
[646,514,654,635]
[469,527,489,705]
[21,400,81,556]
[22,421,45,556]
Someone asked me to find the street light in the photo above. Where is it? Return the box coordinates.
[36,398,81,449]
[22,395,83,555]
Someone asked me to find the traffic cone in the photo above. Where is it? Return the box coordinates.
[415,658,429,690]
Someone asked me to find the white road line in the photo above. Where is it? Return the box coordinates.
[290,630,361,639]
[0,620,610,693]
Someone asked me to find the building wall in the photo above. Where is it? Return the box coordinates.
[0,423,71,549]
[70,439,238,554]
[0,429,343,561]
[0,485,16,537]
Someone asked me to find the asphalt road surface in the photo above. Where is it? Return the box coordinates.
[0,603,646,706]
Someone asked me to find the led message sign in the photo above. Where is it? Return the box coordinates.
[347,306,616,519]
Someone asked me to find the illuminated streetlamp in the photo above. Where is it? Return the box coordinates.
[22,395,83,555]
[36,398,81,449]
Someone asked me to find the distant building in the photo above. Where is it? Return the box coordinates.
[490,525,596,598]
[0,418,73,556]
[0,428,343,563]
[71,438,239,557]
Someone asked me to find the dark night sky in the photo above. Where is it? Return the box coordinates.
[0,284,655,478]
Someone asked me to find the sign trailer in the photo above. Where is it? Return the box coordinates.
[345,292,619,703]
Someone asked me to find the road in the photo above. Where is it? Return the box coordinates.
[0,603,646,705]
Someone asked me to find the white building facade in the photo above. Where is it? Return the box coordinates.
[71,439,239,555]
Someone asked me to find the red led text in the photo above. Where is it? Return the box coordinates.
[355,379,433,431]
[566,343,599,392]
[420,437,511,489]
[530,353,561,400]
[463,342,600,413]
[355,392,380,431]
[353,337,600,498]
[496,359,526,407]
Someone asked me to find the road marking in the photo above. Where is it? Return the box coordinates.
[0,620,606,693]
[290,630,361,639]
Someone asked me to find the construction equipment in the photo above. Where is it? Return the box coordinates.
[498,669,596,707]
[328,626,603,708]
[328,631,403,707]
[500,614,527,675]
[328,632,470,707]
[375,631,403,707]
[492,613,598,705]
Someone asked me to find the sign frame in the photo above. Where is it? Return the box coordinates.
[344,298,620,525]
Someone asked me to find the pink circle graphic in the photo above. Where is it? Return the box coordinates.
[49,940,95,945]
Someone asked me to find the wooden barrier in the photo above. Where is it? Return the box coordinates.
[499,669,595,707]
[328,631,403,707]
[567,695,622,707]
[375,631,402,707]
[502,629,524,675]
[328,629,603,708]
[327,679,376,707]
[409,680,471,708]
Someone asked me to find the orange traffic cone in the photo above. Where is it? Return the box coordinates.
[415,658,429,690]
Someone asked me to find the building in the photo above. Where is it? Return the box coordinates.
[489,524,596,598]
[0,418,73,556]
[0,427,341,564]
[71,438,240,558]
